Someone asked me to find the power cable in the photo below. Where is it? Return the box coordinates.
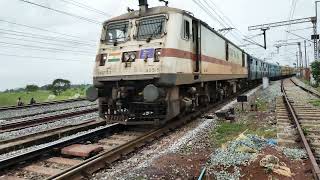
[0,28,96,46]
[0,41,95,54]
[0,36,96,51]
[18,0,102,24]
[57,0,111,17]
[0,52,92,62]
[0,18,97,42]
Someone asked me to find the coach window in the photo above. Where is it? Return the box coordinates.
[183,20,190,40]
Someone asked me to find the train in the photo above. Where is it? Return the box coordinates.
[86,0,295,125]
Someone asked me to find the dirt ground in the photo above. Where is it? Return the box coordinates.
[93,82,314,180]
[139,82,313,180]
[241,147,313,180]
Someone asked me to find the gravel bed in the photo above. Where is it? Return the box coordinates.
[93,116,217,180]
[207,134,307,180]
[258,81,282,106]
[92,84,266,180]
[0,112,98,141]
[0,104,97,125]
[0,100,97,120]
[0,124,112,161]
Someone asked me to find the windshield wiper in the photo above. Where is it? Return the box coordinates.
[146,24,162,42]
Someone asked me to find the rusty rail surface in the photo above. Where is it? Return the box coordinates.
[281,80,320,180]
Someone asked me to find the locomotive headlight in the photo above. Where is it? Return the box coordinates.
[154,48,161,62]
[123,51,137,62]
[129,53,136,60]
[123,52,130,62]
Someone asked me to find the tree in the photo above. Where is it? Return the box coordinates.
[25,85,39,92]
[51,79,71,95]
[311,61,320,86]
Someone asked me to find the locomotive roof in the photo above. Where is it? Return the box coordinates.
[104,6,184,23]
[103,6,282,68]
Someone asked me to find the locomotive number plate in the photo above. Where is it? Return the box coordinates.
[140,48,155,59]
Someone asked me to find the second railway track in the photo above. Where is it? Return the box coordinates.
[0,107,98,132]
[277,78,320,179]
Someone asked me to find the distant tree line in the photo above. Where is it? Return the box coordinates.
[3,78,91,95]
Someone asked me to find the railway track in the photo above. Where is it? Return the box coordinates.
[0,107,98,132]
[0,98,87,111]
[277,78,320,179]
[0,84,259,180]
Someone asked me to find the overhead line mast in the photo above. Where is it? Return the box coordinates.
[248,17,317,60]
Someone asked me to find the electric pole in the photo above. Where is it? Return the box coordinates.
[304,40,307,68]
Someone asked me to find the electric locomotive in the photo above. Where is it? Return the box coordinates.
[87,0,295,125]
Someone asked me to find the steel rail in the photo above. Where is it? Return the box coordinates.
[281,80,320,180]
[0,120,106,155]
[48,86,259,180]
[0,108,98,131]
[0,98,87,111]
[290,78,320,98]
[0,123,122,171]
[48,108,206,180]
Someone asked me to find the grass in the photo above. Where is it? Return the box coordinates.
[255,98,268,111]
[0,88,86,107]
[210,122,248,146]
[310,100,320,107]
[211,113,277,147]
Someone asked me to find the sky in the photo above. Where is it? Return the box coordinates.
[0,0,316,91]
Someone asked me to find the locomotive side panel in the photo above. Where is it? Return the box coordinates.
[200,25,248,81]
[159,13,195,85]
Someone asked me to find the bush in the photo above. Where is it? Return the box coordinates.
[311,61,320,86]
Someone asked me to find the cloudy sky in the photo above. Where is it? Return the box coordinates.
[0,0,315,91]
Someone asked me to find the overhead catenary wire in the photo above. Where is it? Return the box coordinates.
[203,0,244,43]
[17,0,102,24]
[0,36,96,51]
[0,53,93,62]
[0,28,97,46]
[0,41,95,55]
[0,18,97,42]
[192,0,244,44]
[57,0,111,17]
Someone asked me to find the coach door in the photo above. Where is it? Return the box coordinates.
[192,20,201,78]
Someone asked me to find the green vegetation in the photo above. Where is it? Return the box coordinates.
[311,61,320,86]
[301,79,311,86]
[0,87,87,107]
[0,78,90,106]
[210,121,277,147]
[255,98,268,111]
[210,122,248,146]
[310,100,320,107]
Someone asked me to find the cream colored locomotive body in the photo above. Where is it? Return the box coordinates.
[94,6,247,87]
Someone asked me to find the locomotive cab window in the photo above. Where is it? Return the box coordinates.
[106,21,129,44]
[183,20,190,40]
[137,16,166,40]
